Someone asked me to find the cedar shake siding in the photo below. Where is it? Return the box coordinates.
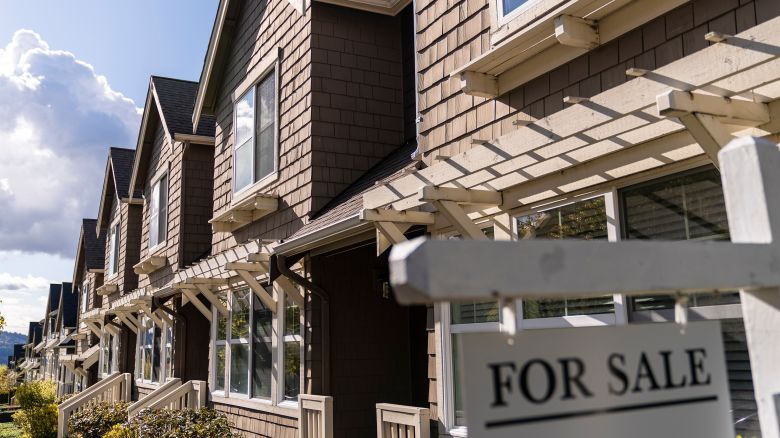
[208,0,416,253]
[415,0,780,161]
[132,76,216,290]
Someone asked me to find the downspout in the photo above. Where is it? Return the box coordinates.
[273,254,330,396]
[154,296,186,380]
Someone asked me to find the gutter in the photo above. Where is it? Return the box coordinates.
[273,215,372,256]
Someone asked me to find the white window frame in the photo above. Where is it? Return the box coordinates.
[148,172,168,251]
[81,280,90,314]
[231,58,280,198]
[99,332,118,378]
[107,219,120,278]
[134,315,171,385]
[210,284,303,409]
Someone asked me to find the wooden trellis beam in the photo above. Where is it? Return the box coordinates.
[194,283,230,317]
[179,288,213,322]
[433,200,488,240]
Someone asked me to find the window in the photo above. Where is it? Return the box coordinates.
[516,197,615,318]
[149,174,168,249]
[108,221,120,276]
[233,69,277,194]
[499,0,530,18]
[620,167,739,311]
[100,332,117,377]
[135,316,166,384]
[81,280,90,313]
[212,286,301,406]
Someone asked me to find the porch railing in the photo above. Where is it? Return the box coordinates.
[57,372,131,437]
[142,380,207,412]
[299,394,333,438]
[127,378,182,417]
[376,404,430,438]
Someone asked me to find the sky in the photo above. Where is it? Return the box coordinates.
[0,1,218,334]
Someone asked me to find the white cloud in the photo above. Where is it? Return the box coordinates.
[0,29,141,257]
[0,272,50,333]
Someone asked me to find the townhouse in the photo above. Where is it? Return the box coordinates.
[15,0,779,437]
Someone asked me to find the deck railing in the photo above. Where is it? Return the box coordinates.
[127,378,182,417]
[376,404,430,438]
[299,394,333,438]
[57,372,131,437]
[142,380,207,412]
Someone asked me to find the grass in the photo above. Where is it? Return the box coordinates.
[0,421,21,438]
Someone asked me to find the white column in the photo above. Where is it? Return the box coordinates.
[719,136,780,438]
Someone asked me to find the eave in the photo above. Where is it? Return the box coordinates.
[453,0,688,97]
[315,0,410,15]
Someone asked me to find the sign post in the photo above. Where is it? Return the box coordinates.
[389,136,780,437]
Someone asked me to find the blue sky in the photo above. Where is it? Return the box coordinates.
[0,1,218,333]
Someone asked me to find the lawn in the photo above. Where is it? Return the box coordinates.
[0,422,20,438]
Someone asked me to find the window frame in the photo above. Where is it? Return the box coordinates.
[148,171,169,251]
[99,332,118,378]
[134,315,171,385]
[81,280,90,313]
[210,284,303,410]
[107,219,120,278]
[231,58,280,199]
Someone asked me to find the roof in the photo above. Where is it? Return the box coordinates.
[287,142,418,240]
[152,76,216,138]
[129,76,216,194]
[73,219,106,285]
[26,322,42,345]
[46,284,62,315]
[57,283,77,329]
[96,147,138,230]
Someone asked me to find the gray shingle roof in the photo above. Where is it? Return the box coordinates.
[287,142,418,240]
[59,283,77,328]
[152,76,216,138]
[109,147,137,199]
[47,284,62,314]
[82,219,106,270]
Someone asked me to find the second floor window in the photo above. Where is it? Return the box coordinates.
[108,221,120,276]
[81,280,90,313]
[233,69,277,193]
[149,174,168,248]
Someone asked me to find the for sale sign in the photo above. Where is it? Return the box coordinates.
[459,321,733,437]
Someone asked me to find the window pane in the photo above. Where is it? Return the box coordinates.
[149,179,159,247]
[165,325,173,380]
[622,167,738,310]
[158,175,167,243]
[252,296,273,399]
[217,294,227,341]
[234,143,253,192]
[152,325,161,383]
[257,74,275,131]
[283,341,300,402]
[452,334,466,426]
[255,127,275,181]
[518,197,613,318]
[451,301,499,324]
[502,0,528,16]
[231,289,250,340]
[215,345,226,391]
[230,344,249,395]
[284,302,300,336]
[235,92,254,147]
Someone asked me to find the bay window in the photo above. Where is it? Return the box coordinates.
[211,286,301,406]
[148,174,168,249]
[233,68,277,194]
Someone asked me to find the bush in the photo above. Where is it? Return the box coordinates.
[101,424,134,438]
[125,409,240,438]
[67,401,129,438]
[11,381,57,438]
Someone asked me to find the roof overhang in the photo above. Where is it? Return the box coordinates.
[367,16,780,221]
[128,83,164,196]
[452,0,688,97]
[315,0,410,15]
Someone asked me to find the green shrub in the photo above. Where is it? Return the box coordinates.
[101,424,134,438]
[67,401,129,438]
[126,408,240,438]
[11,381,57,438]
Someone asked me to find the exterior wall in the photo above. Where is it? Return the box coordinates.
[309,3,408,212]
[138,120,179,289]
[415,0,780,161]
[104,196,141,294]
[180,144,215,266]
[211,0,313,253]
[211,401,298,438]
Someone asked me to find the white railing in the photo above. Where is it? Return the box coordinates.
[58,372,131,437]
[143,380,207,412]
[299,394,333,438]
[376,404,430,438]
[127,378,182,417]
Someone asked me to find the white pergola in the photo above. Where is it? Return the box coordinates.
[389,136,780,438]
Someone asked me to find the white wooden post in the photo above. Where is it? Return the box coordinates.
[719,136,780,438]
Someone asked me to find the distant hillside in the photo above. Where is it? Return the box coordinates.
[0,332,26,365]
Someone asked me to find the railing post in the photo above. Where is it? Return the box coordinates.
[720,136,780,438]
